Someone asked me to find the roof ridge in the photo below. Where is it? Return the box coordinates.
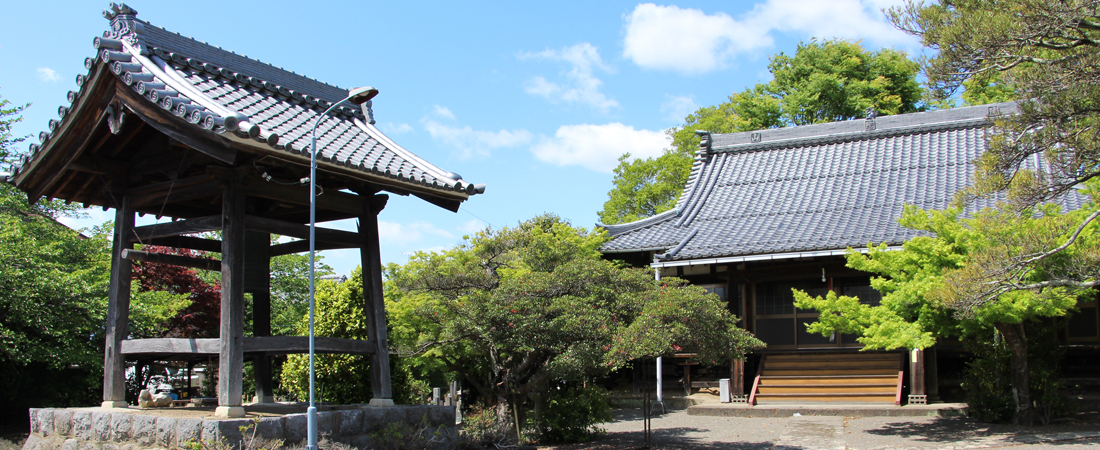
[709,102,1016,154]
[674,138,712,211]
[131,19,351,104]
[597,208,679,235]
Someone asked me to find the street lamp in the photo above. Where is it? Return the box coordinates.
[307,86,378,450]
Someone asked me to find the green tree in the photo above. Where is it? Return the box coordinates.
[794,191,1098,424]
[388,214,762,429]
[1,92,191,421]
[279,270,373,404]
[883,0,1100,424]
[599,39,924,224]
[269,249,333,336]
[0,93,107,425]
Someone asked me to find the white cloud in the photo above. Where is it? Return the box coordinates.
[377,220,454,245]
[748,0,915,47]
[661,95,699,123]
[422,106,533,159]
[458,219,487,235]
[431,105,456,121]
[531,123,669,173]
[623,4,772,74]
[518,43,619,113]
[378,122,413,134]
[622,1,918,74]
[37,67,60,82]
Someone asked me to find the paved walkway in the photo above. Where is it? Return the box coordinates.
[541,409,1100,449]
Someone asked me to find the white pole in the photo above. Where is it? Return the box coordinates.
[654,265,664,410]
[656,356,663,403]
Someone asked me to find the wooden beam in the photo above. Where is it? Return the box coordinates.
[129,215,222,242]
[268,239,360,257]
[219,175,246,408]
[69,154,130,176]
[244,336,376,355]
[117,336,376,356]
[102,195,134,407]
[244,215,360,245]
[120,338,220,355]
[133,149,192,177]
[360,194,393,400]
[145,235,222,253]
[126,173,215,198]
[114,80,239,165]
[121,248,222,271]
[131,180,222,209]
[242,178,366,216]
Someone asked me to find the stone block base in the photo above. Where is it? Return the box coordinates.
[24,405,456,450]
[99,401,128,409]
[214,406,246,418]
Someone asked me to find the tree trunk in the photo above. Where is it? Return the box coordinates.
[996,322,1036,425]
[493,389,520,442]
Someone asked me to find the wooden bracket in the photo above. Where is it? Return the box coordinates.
[106,100,126,135]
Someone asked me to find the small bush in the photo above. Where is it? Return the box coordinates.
[0,437,25,450]
[963,322,1075,424]
[528,385,611,444]
[457,405,512,449]
[370,417,454,450]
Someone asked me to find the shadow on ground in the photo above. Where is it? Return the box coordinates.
[540,409,774,450]
[860,411,1100,446]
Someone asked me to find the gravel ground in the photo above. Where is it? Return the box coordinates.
[538,409,1100,450]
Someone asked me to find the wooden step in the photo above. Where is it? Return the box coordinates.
[756,395,897,403]
[755,392,896,398]
[763,369,899,377]
[749,353,904,406]
[765,360,899,369]
[757,386,896,394]
[759,378,896,386]
[765,353,899,362]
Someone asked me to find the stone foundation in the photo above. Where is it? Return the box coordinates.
[23,405,455,450]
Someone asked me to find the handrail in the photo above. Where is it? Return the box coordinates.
[748,354,766,406]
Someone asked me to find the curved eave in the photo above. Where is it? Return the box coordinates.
[597,208,679,236]
[649,246,904,268]
[10,62,116,199]
[12,33,481,212]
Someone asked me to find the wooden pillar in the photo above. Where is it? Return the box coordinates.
[360,194,393,405]
[926,345,940,401]
[245,231,273,403]
[186,362,193,399]
[216,177,246,417]
[908,348,927,405]
[910,349,925,395]
[730,358,744,395]
[102,195,134,408]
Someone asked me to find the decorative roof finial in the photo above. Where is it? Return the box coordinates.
[361,100,376,125]
[864,107,878,119]
[695,129,711,152]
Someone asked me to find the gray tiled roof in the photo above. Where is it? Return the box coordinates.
[7,3,484,205]
[600,102,1087,262]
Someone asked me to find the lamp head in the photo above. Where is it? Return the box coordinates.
[347,86,379,105]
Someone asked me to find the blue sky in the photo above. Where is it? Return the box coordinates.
[1,1,921,275]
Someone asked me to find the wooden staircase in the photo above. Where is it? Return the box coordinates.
[748,352,904,405]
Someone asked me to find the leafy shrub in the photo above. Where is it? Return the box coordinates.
[369,416,455,450]
[963,321,1075,423]
[528,385,612,444]
[0,437,24,450]
[458,405,513,449]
